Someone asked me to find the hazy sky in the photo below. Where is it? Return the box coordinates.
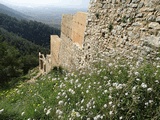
[0,0,90,8]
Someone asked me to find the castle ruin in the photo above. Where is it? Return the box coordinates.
[39,12,87,74]
[39,0,160,74]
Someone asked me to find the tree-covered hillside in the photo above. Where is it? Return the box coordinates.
[0,13,60,47]
[0,28,48,86]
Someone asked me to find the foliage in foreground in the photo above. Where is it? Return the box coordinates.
[0,57,160,120]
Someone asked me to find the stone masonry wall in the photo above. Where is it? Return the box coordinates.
[39,12,87,73]
[59,12,87,70]
[72,12,88,48]
[82,0,160,67]
[39,0,160,73]
[61,14,73,39]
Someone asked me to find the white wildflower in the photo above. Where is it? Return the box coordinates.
[109,111,113,115]
[77,84,81,88]
[155,80,159,83]
[104,90,108,93]
[113,82,118,87]
[104,76,107,79]
[81,99,84,103]
[141,83,147,88]
[125,92,128,96]
[0,109,4,114]
[132,86,137,93]
[108,63,113,67]
[56,109,63,115]
[21,112,25,116]
[156,65,160,68]
[104,104,107,108]
[119,116,123,120]
[71,109,80,117]
[58,100,64,105]
[116,84,123,89]
[94,114,101,120]
[68,89,75,94]
[149,100,153,103]
[86,90,89,93]
[109,101,112,105]
[109,87,113,91]
[46,108,52,115]
[93,105,95,108]
[134,72,139,76]
[136,78,140,81]
[44,108,47,112]
[145,102,149,106]
[109,95,112,99]
[147,88,152,92]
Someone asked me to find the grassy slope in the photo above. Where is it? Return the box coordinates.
[0,52,160,120]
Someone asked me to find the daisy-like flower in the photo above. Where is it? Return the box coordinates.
[141,83,147,88]
[147,88,152,92]
[109,111,113,115]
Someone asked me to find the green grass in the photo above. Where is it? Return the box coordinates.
[0,58,160,120]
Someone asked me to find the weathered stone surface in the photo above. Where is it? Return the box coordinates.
[142,35,160,47]
[50,35,62,67]
[140,8,155,12]
[132,0,140,3]
[39,53,52,74]
[132,22,143,26]
[72,12,87,47]
[132,4,138,8]
[136,13,143,18]
[156,16,160,23]
[40,0,160,72]
[147,15,156,21]
[148,22,160,30]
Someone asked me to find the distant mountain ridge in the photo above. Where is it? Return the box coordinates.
[0,3,29,20]
[0,13,60,48]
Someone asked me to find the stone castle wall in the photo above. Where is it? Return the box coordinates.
[82,0,160,67]
[39,0,160,73]
[72,12,88,47]
[39,12,87,73]
[59,12,87,70]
